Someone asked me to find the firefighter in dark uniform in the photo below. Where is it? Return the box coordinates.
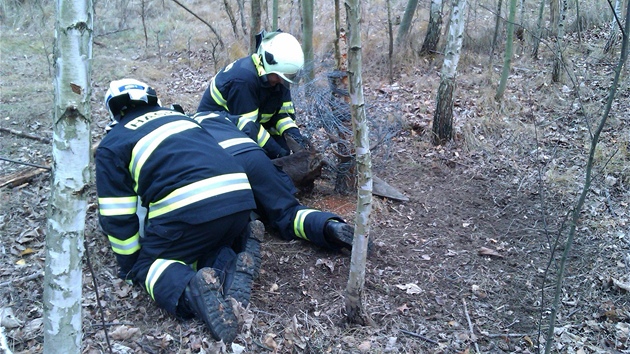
[192,111,355,250]
[196,31,310,159]
[95,78,261,343]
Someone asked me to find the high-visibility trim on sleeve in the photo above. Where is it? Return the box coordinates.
[275,117,298,135]
[98,196,138,216]
[219,137,258,150]
[259,113,274,124]
[294,209,317,240]
[209,78,228,110]
[236,111,259,130]
[279,101,295,115]
[148,173,251,219]
[108,233,141,255]
[146,259,186,300]
[129,120,200,192]
[193,112,222,123]
[256,126,271,147]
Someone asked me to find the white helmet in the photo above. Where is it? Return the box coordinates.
[257,32,304,83]
[104,78,160,119]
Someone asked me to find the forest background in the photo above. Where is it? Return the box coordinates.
[0,0,629,352]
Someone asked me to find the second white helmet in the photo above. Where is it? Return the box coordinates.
[257,32,304,83]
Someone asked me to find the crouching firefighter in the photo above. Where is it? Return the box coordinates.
[192,111,356,251]
[95,78,262,343]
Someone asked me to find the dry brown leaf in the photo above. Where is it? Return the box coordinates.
[316,258,335,272]
[109,325,140,340]
[478,247,503,258]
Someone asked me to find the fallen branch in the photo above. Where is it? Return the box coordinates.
[0,157,51,170]
[462,298,480,353]
[0,166,49,188]
[399,329,438,344]
[0,272,43,287]
[0,127,51,144]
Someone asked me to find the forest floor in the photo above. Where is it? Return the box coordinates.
[1,21,630,354]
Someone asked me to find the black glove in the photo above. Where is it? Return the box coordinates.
[276,149,290,158]
[284,128,310,150]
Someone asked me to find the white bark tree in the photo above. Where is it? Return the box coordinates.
[344,0,373,326]
[432,0,467,145]
[43,0,93,351]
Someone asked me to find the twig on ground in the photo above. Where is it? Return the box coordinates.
[462,298,480,353]
[482,332,532,338]
[399,329,438,344]
[0,157,51,170]
[0,272,43,287]
[0,127,51,144]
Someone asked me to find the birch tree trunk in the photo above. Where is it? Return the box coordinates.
[344,0,373,326]
[604,0,622,54]
[44,0,93,351]
[495,0,517,101]
[488,0,503,67]
[420,0,444,55]
[334,0,343,69]
[432,0,467,145]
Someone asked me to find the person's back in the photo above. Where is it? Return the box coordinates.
[97,105,254,227]
[96,79,259,343]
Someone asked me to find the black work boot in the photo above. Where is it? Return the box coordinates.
[183,267,238,343]
[226,220,264,308]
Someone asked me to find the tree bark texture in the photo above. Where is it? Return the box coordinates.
[552,0,566,82]
[301,0,314,80]
[44,0,93,352]
[420,0,443,55]
[495,0,516,101]
[250,0,262,54]
[432,0,466,145]
[343,0,373,326]
[395,0,418,46]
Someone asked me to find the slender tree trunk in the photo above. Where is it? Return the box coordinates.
[532,0,545,58]
[552,0,566,82]
[550,0,559,30]
[386,0,394,82]
[238,0,248,37]
[302,0,314,80]
[420,0,444,55]
[334,0,342,69]
[543,4,629,353]
[489,0,503,67]
[272,0,279,30]
[223,0,239,37]
[44,0,93,351]
[495,0,516,101]
[344,0,373,326]
[432,0,467,145]
[575,0,581,44]
[395,0,419,46]
[250,0,262,54]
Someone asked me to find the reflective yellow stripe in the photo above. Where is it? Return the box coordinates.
[98,196,138,216]
[193,112,221,123]
[251,54,266,76]
[146,259,186,300]
[257,127,270,146]
[148,173,251,219]
[275,117,298,135]
[129,120,199,192]
[236,111,259,130]
[259,113,273,123]
[210,78,228,110]
[279,101,295,115]
[294,209,317,240]
[219,138,257,150]
[108,233,140,255]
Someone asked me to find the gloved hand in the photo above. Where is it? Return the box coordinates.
[284,128,310,150]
